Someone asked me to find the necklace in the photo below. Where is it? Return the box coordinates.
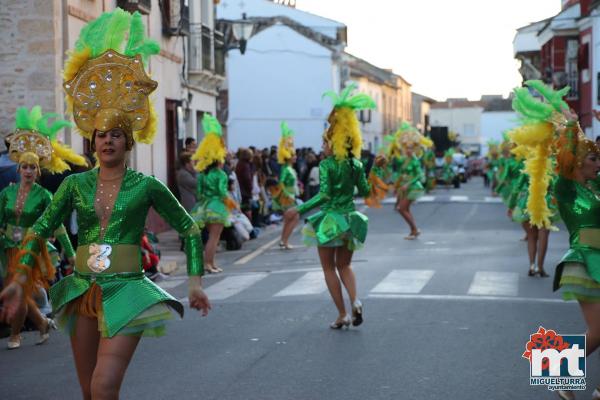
[15,184,32,223]
[95,171,125,241]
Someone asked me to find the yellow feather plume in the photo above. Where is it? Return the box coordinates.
[509,122,554,228]
[192,134,227,172]
[46,142,88,174]
[329,108,362,161]
[63,48,91,82]
[278,138,294,164]
[133,101,157,144]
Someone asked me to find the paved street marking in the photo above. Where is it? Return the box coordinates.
[156,276,187,290]
[274,271,326,296]
[368,293,571,304]
[467,271,518,296]
[417,196,435,202]
[370,269,435,294]
[449,195,468,202]
[234,237,281,265]
[204,273,268,300]
[484,196,503,203]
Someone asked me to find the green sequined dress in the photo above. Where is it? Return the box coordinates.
[22,168,203,337]
[0,183,75,279]
[298,157,370,251]
[191,167,231,227]
[272,164,298,212]
[394,155,425,201]
[553,176,600,302]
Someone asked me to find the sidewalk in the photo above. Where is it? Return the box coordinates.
[154,222,284,276]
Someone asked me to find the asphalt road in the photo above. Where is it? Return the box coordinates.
[1,178,596,400]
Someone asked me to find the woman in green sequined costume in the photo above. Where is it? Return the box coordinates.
[285,84,376,329]
[2,107,82,349]
[440,148,455,188]
[0,10,211,400]
[192,114,232,273]
[275,122,299,249]
[389,123,431,240]
[510,80,600,400]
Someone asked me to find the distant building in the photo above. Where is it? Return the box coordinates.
[217,0,347,151]
[344,53,412,152]
[411,93,436,134]
[430,99,485,155]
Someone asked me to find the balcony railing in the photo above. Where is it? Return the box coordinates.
[161,0,189,36]
[189,23,214,73]
[117,0,151,15]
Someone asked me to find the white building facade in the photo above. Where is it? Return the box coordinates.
[217,0,346,150]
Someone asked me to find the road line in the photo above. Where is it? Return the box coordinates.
[367,293,571,304]
[274,271,326,296]
[234,237,281,265]
[467,271,519,296]
[156,277,187,289]
[449,195,468,202]
[417,195,435,202]
[204,273,268,300]
[484,196,503,203]
[370,269,435,294]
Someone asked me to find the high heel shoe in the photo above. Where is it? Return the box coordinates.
[329,315,351,330]
[36,318,56,345]
[592,388,600,400]
[538,269,550,278]
[527,264,537,276]
[351,300,363,327]
[7,335,21,350]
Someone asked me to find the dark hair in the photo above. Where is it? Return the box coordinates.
[206,161,219,171]
[185,137,196,146]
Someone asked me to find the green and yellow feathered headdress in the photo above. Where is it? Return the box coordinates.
[322,83,376,161]
[278,121,295,164]
[192,114,226,172]
[509,79,582,228]
[10,106,87,173]
[63,8,160,144]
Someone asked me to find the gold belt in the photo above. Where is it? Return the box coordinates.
[75,244,141,274]
[579,228,600,250]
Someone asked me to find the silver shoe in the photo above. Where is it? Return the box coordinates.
[351,300,363,327]
[36,318,56,345]
[329,315,351,330]
[556,390,575,400]
[7,335,21,350]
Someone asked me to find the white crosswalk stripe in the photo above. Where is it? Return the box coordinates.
[274,271,327,297]
[204,273,268,300]
[164,269,550,303]
[370,269,435,294]
[449,195,468,202]
[467,271,519,296]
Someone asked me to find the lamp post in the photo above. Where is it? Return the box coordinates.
[231,13,255,55]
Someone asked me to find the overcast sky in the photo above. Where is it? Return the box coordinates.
[295,0,561,101]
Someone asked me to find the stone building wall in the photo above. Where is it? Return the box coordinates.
[0,0,63,144]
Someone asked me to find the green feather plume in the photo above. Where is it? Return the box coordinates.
[322,82,377,111]
[525,80,570,113]
[14,106,71,140]
[75,8,160,63]
[280,121,294,138]
[103,8,131,52]
[202,114,222,137]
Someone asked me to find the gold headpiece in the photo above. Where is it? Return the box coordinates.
[10,106,86,173]
[63,9,160,143]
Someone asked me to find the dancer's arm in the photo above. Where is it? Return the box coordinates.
[296,161,330,215]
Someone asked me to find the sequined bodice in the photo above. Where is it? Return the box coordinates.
[555,176,600,246]
[0,183,52,227]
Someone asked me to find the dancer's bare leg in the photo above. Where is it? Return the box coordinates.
[70,315,100,400]
[91,334,141,399]
[318,246,346,318]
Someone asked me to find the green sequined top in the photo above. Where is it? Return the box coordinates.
[24,168,203,275]
[554,176,600,288]
[0,183,74,255]
[197,168,228,203]
[298,156,370,215]
[279,165,298,199]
